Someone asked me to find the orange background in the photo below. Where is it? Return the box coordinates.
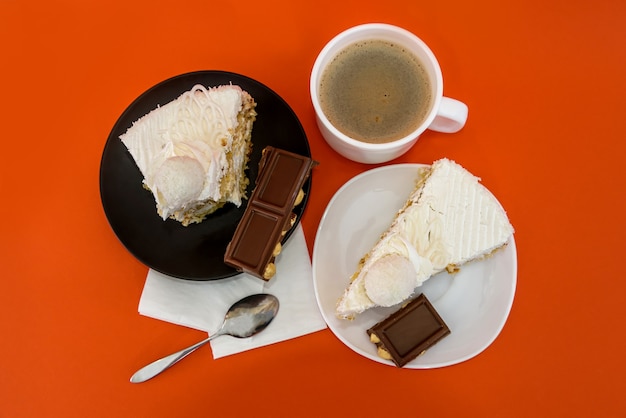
[1,0,625,416]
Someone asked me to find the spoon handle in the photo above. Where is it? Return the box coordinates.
[130,332,221,383]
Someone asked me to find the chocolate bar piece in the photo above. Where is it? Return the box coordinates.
[367,294,450,367]
[224,146,317,280]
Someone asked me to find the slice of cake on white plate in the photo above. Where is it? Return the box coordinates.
[336,158,514,319]
[120,84,257,226]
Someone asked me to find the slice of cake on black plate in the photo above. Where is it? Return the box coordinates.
[120,84,257,226]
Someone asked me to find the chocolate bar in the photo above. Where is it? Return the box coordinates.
[224,146,317,280]
[367,294,450,367]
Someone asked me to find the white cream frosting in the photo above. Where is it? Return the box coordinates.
[120,84,244,219]
[337,158,514,318]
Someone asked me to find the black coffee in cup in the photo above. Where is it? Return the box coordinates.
[319,39,433,144]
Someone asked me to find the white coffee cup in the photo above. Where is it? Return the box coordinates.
[310,23,468,164]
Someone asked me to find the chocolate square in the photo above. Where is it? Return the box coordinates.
[367,294,450,367]
[224,146,317,280]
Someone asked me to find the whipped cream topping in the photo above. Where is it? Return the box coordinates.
[120,84,244,219]
[417,159,513,265]
[337,159,514,318]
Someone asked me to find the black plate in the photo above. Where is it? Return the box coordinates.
[99,71,312,280]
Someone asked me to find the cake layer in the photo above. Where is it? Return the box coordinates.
[336,158,514,319]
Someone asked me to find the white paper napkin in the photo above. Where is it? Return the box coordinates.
[137,224,327,359]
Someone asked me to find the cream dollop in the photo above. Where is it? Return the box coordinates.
[363,253,418,307]
[154,156,205,217]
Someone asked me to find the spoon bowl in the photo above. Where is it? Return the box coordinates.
[130,293,279,383]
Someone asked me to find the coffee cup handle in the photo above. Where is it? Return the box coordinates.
[428,96,468,133]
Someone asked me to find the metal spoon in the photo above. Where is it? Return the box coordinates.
[130,293,279,383]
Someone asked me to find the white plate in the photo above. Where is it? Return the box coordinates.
[312,164,517,368]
